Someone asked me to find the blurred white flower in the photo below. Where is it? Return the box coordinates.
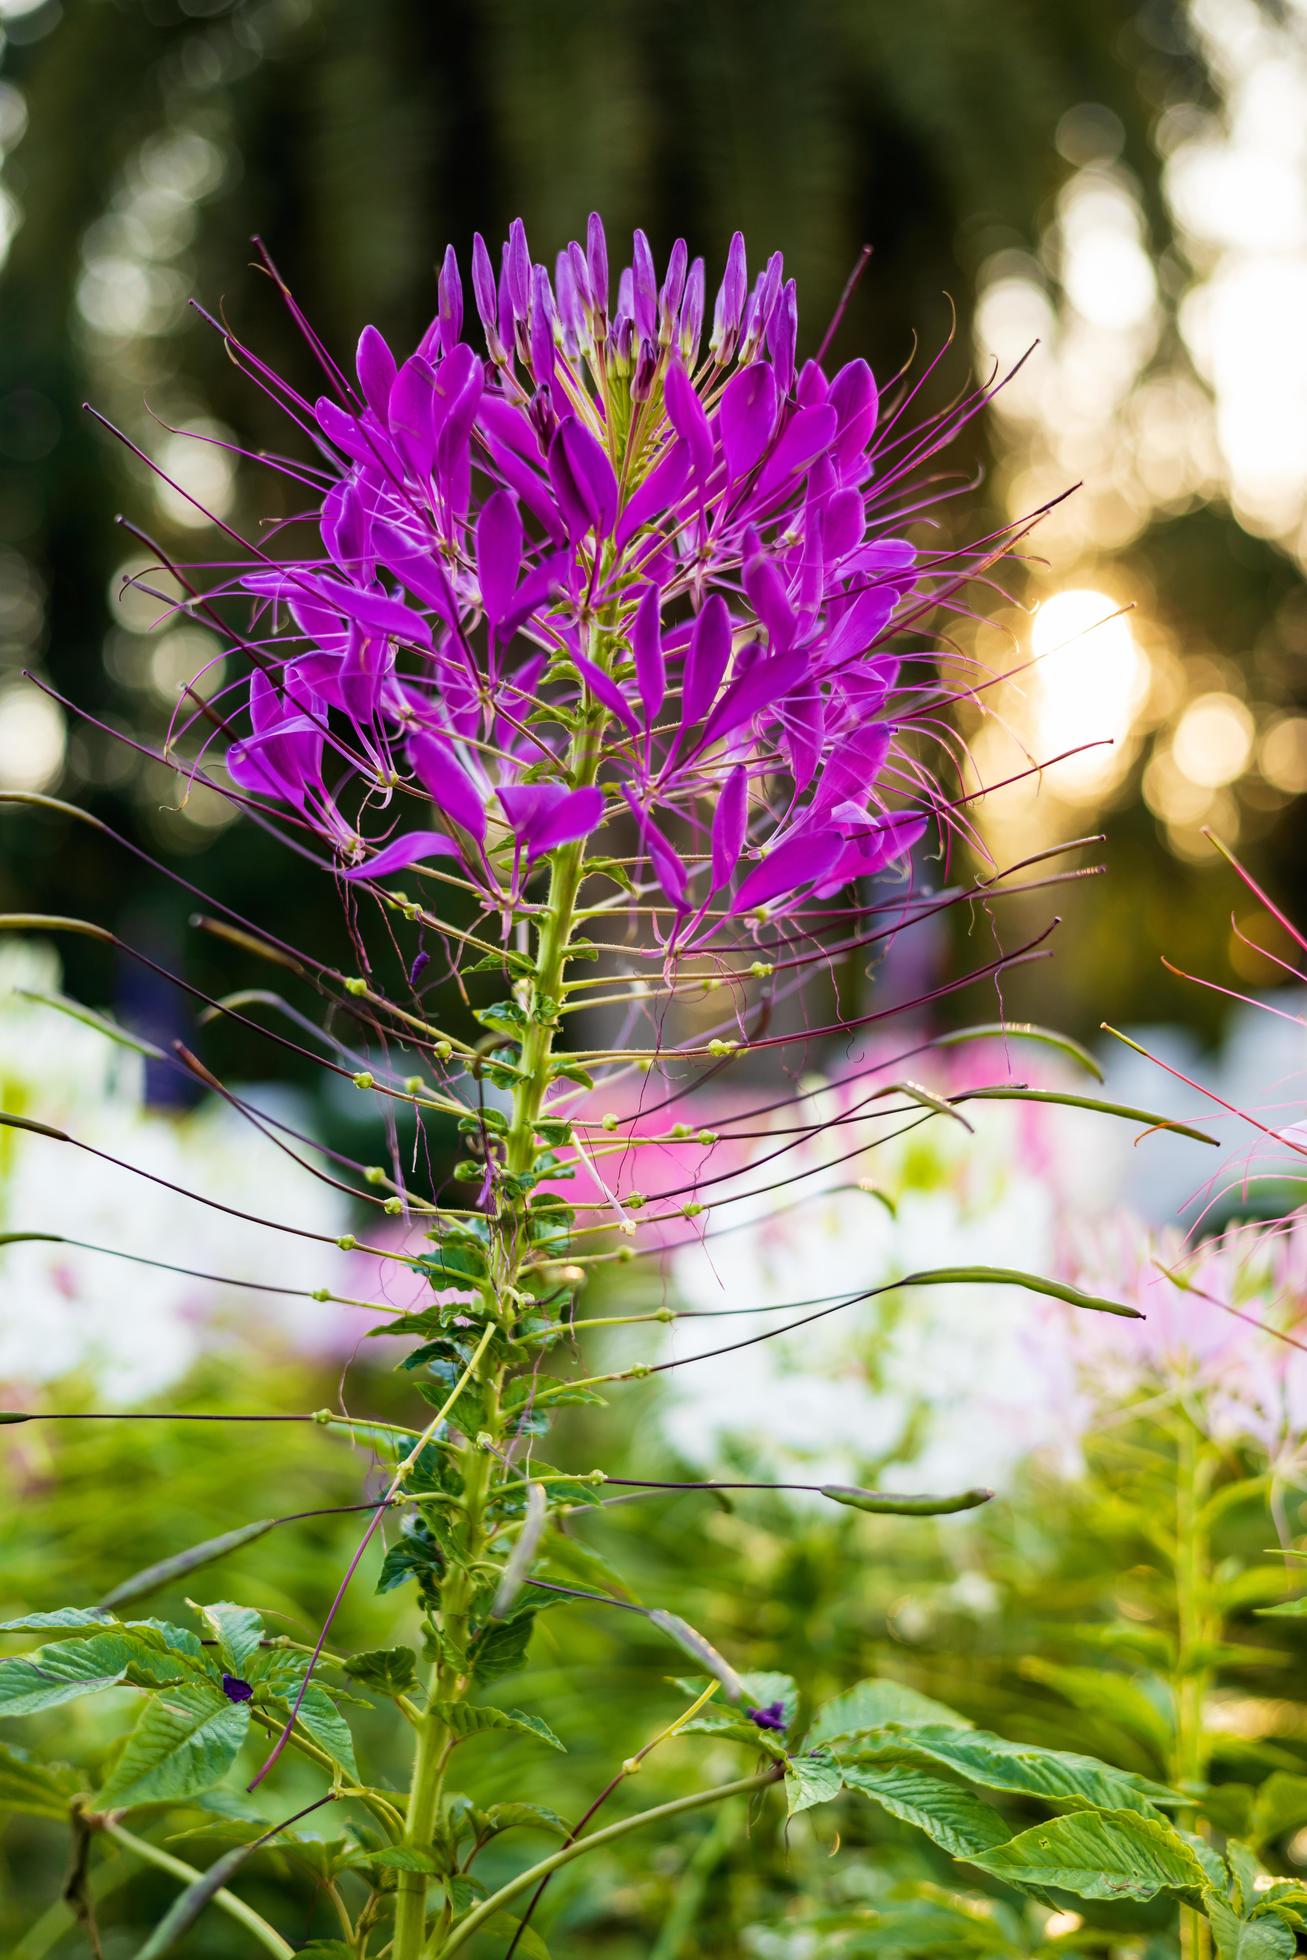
[0,944,354,1401]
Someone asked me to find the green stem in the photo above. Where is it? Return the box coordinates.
[1173,1413,1215,1960]
[393,712,601,1960]
[97,1819,293,1958]
[434,1771,780,1957]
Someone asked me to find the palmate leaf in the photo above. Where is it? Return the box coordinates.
[786,1745,843,1816]
[971,1806,1210,1903]
[99,1682,250,1808]
[0,1739,79,1818]
[841,1723,1176,1817]
[432,1702,565,1751]
[842,1761,1012,1859]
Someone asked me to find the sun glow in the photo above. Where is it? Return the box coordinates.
[1029,588,1149,794]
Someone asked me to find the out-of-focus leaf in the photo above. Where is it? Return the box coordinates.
[0,1740,78,1818]
[841,1723,1176,1816]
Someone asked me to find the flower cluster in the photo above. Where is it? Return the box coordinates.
[207,218,985,948]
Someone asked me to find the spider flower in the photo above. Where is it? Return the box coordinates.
[197,218,999,948]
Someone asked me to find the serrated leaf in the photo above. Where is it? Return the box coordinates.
[341,1844,444,1874]
[842,1761,1012,1858]
[0,1607,119,1634]
[1204,1896,1296,1959]
[97,1523,278,1610]
[433,1702,565,1751]
[0,1739,78,1817]
[842,1723,1175,1817]
[808,1678,970,1748]
[0,1628,199,1717]
[481,1801,568,1840]
[343,1646,417,1696]
[99,1683,249,1808]
[971,1806,1209,1903]
[469,1613,536,1686]
[199,1603,264,1673]
[786,1745,843,1815]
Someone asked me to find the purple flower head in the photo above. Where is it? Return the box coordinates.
[222,1673,254,1703]
[747,1699,788,1733]
[171,219,1011,955]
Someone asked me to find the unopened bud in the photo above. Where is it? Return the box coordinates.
[344,977,368,997]
[352,1071,375,1090]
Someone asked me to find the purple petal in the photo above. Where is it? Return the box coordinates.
[766,278,798,396]
[612,437,692,550]
[829,358,879,472]
[823,486,866,561]
[372,522,461,629]
[525,785,606,859]
[621,785,688,909]
[315,397,380,470]
[342,829,462,880]
[356,326,397,420]
[697,650,807,753]
[506,218,531,319]
[631,229,658,342]
[663,360,713,477]
[548,417,619,540]
[388,355,438,480]
[719,362,778,479]
[476,489,523,627]
[729,828,841,916]
[438,244,463,353]
[711,765,748,890]
[755,403,838,499]
[570,645,639,734]
[741,544,796,655]
[311,575,434,649]
[682,594,732,727]
[409,731,487,843]
[632,581,665,720]
[587,212,609,318]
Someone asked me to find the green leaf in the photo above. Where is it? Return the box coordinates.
[842,1761,1012,1858]
[808,1678,971,1748]
[343,1646,417,1696]
[0,1607,118,1634]
[287,1685,358,1779]
[199,1603,264,1673]
[433,1702,565,1751]
[971,1806,1209,1903]
[340,1844,444,1874]
[293,1947,355,1960]
[469,1613,537,1685]
[97,1523,278,1610]
[843,1723,1175,1817]
[786,1745,843,1816]
[1256,1597,1307,1617]
[1251,1772,1307,1850]
[1021,1658,1173,1757]
[0,1739,78,1817]
[0,1628,198,1717]
[1205,1896,1297,1960]
[468,1914,552,1959]
[99,1683,250,1808]
[481,1801,569,1840]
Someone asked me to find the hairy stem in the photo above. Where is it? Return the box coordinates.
[1173,1414,1215,1960]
